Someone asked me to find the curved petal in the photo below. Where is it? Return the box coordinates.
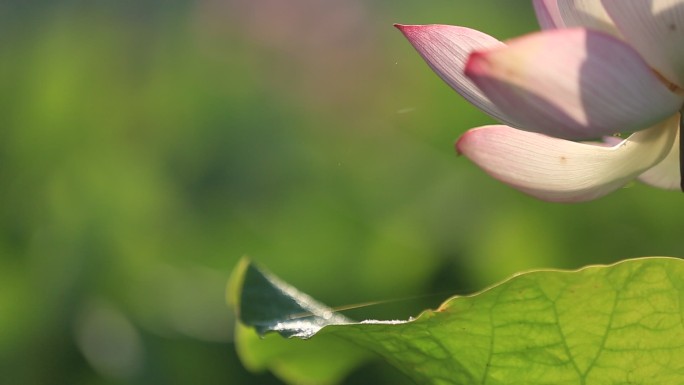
[533,0,566,29]
[465,28,684,139]
[638,120,681,190]
[455,115,679,202]
[557,0,619,35]
[394,24,520,127]
[603,0,684,89]
[601,119,682,190]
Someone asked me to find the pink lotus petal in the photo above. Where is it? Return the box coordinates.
[533,0,566,29]
[394,24,520,127]
[603,0,684,89]
[465,28,684,139]
[455,115,679,202]
[557,0,619,35]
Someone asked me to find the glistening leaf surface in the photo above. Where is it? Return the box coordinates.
[228,258,373,385]
[230,257,684,385]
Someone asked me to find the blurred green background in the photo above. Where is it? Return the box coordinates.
[2,1,684,384]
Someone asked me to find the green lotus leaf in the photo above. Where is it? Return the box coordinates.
[229,257,684,384]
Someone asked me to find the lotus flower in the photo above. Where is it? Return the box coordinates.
[396,0,684,202]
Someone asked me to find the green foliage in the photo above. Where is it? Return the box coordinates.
[233,257,684,385]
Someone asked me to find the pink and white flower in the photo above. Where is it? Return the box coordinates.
[396,0,684,202]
